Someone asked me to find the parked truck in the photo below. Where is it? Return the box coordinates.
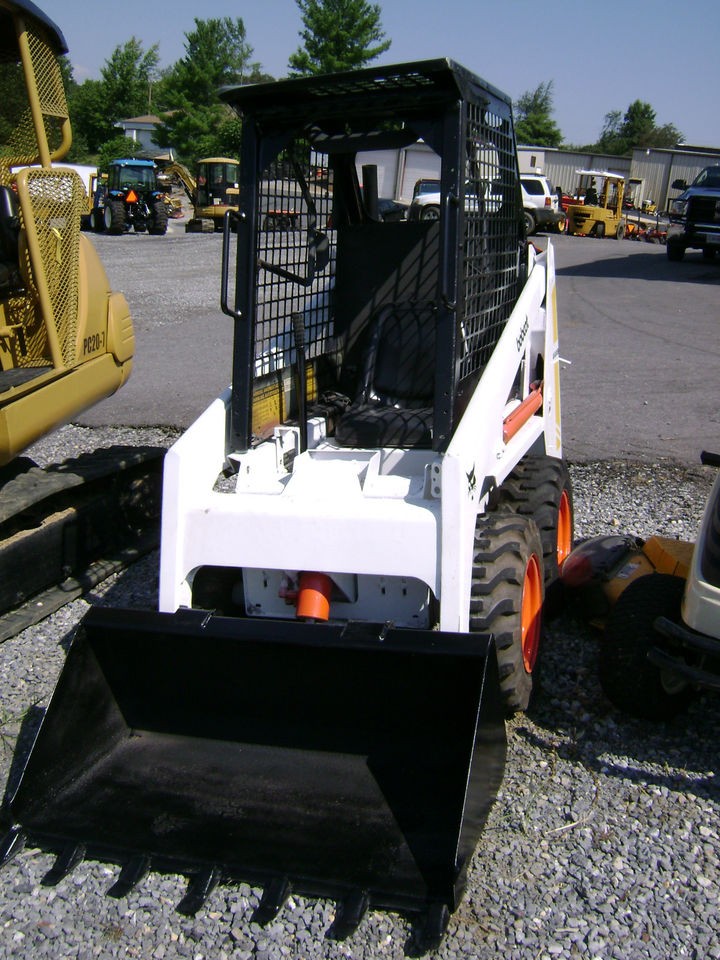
[667,165,720,262]
[1,59,571,947]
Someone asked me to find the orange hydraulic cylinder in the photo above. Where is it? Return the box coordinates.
[296,572,333,621]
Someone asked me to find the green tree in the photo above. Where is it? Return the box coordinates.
[596,109,624,154]
[288,0,391,75]
[0,60,29,149]
[514,81,562,148]
[68,79,111,152]
[59,54,75,98]
[596,100,683,155]
[67,39,160,153]
[156,17,268,163]
[97,135,143,174]
[101,38,160,120]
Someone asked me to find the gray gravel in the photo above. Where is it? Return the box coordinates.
[0,426,717,959]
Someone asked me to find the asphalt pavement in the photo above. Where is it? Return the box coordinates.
[551,232,720,464]
[79,220,720,465]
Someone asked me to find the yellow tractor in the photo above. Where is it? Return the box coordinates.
[566,169,627,239]
[0,0,134,465]
[161,157,240,232]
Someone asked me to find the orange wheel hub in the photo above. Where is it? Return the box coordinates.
[556,490,572,569]
[521,554,543,673]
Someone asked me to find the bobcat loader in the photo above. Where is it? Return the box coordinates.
[1,60,572,944]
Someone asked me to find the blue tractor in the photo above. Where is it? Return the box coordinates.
[90,158,168,235]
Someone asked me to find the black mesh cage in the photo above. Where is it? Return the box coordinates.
[227,60,525,452]
[252,145,337,377]
[459,101,524,384]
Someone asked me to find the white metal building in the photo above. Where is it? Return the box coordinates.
[518,144,720,213]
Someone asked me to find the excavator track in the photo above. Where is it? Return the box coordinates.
[0,446,164,642]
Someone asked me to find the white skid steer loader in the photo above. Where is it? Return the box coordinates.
[1,60,572,947]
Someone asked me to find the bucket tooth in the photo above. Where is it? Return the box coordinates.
[42,843,85,886]
[253,875,292,924]
[415,901,450,952]
[331,890,370,939]
[0,826,25,867]
[178,866,221,915]
[107,854,151,899]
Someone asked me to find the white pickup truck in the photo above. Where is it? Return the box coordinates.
[408,173,565,235]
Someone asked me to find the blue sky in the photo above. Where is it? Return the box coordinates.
[40,0,719,148]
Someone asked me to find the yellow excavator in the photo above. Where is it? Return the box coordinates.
[160,157,239,232]
[0,0,134,464]
[0,0,160,635]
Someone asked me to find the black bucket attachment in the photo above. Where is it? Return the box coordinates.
[4,607,505,934]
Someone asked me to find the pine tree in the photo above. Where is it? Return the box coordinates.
[289,0,391,76]
[155,18,270,163]
[514,81,563,148]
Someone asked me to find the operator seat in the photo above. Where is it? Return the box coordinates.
[335,301,436,449]
[0,185,22,298]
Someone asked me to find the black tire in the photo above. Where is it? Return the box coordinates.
[149,201,168,235]
[420,204,440,222]
[599,573,693,720]
[105,200,126,235]
[594,221,605,238]
[90,208,104,233]
[469,513,545,714]
[490,455,574,609]
[524,210,536,235]
[615,223,625,240]
[667,241,684,262]
[702,247,716,261]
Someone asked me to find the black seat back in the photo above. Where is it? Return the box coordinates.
[359,301,437,407]
[0,185,22,296]
[336,301,437,449]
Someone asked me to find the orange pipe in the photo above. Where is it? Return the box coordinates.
[296,572,332,621]
[503,385,543,443]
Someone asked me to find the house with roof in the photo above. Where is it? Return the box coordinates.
[114,115,174,160]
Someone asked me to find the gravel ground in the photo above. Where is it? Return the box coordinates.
[0,427,718,959]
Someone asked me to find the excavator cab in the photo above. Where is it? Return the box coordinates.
[0,0,134,465]
[190,157,240,232]
[160,157,240,233]
[195,158,239,212]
